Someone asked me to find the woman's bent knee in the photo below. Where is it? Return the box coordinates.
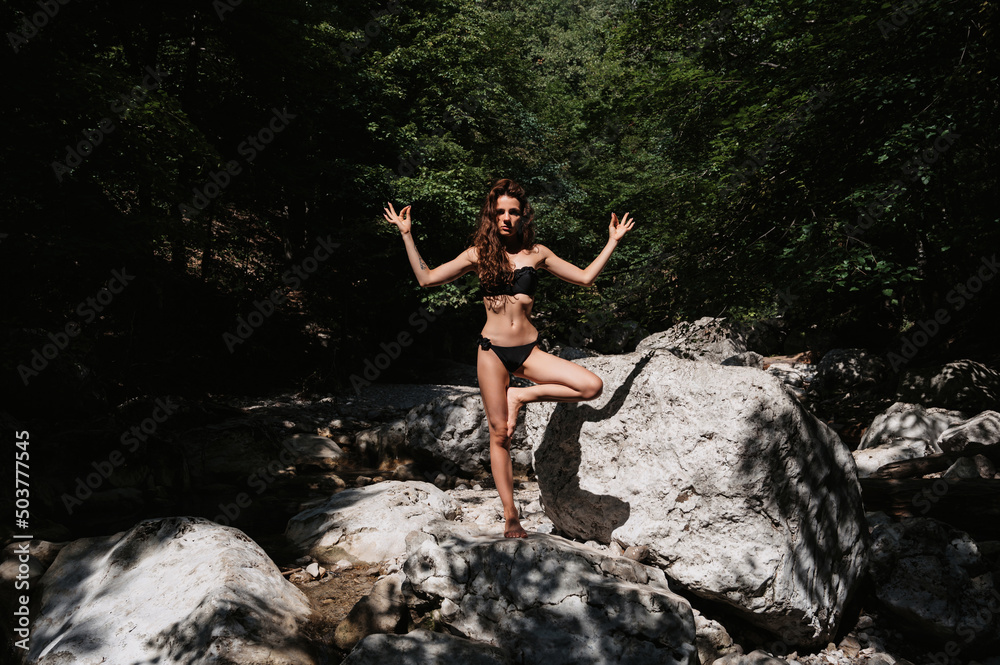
[582,376,603,400]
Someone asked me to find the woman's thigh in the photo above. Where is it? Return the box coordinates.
[477,345,511,432]
[515,347,603,397]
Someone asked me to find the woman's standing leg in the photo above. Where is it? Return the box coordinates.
[477,346,528,538]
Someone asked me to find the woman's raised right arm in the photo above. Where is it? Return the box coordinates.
[383,202,476,287]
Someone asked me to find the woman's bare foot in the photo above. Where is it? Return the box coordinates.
[504,515,528,538]
[505,388,523,438]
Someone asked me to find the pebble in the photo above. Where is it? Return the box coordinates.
[624,545,649,562]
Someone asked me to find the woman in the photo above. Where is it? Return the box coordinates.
[383,178,634,538]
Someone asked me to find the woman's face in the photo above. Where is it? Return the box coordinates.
[495,194,523,237]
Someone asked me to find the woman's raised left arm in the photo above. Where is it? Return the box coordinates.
[541,212,635,286]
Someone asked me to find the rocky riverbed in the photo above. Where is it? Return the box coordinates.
[5,319,1000,664]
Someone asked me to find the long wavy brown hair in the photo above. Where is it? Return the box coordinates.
[472,178,536,294]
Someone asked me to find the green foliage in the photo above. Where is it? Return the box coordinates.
[2,0,997,405]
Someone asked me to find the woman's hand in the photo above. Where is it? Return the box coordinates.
[383,202,412,235]
[609,212,635,242]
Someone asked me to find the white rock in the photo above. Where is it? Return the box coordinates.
[868,517,1000,649]
[341,629,512,665]
[24,517,313,665]
[526,350,868,646]
[636,317,746,364]
[858,402,966,451]
[937,410,1000,451]
[281,432,345,462]
[852,439,936,478]
[406,392,531,475]
[403,520,697,665]
[897,359,1000,413]
[285,481,461,564]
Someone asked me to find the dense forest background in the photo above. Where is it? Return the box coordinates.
[2,0,997,420]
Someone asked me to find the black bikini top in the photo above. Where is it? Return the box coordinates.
[479,266,538,298]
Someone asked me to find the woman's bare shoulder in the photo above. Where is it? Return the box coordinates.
[531,244,554,264]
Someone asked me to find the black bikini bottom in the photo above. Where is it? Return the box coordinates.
[477,336,538,373]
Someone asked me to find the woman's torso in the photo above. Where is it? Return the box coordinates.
[479,248,541,346]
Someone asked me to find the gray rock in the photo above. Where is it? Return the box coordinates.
[868,517,1000,650]
[403,520,697,665]
[354,419,408,466]
[853,439,938,479]
[637,317,747,364]
[897,360,1000,413]
[24,516,314,665]
[859,402,966,451]
[722,351,765,369]
[713,650,788,665]
[973,454,997,479]
[937,410,1000,452]
[281,433,345,463]
[341,629,512,665]
[405,391,531,476]
[814,348,890,396]
[743,318,786,357]
[942,457,984,479]
[525,350,868,647]
[334,572,408,651]
[285,481,460,565]
[694,609,739,664]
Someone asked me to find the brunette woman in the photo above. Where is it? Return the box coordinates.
[383,178,634,537]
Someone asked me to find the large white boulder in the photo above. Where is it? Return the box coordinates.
[402,520,697,665]
[636,317,747,364]
[284,481,460,565]
[525,350,869,647]
[24,517,314,665]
